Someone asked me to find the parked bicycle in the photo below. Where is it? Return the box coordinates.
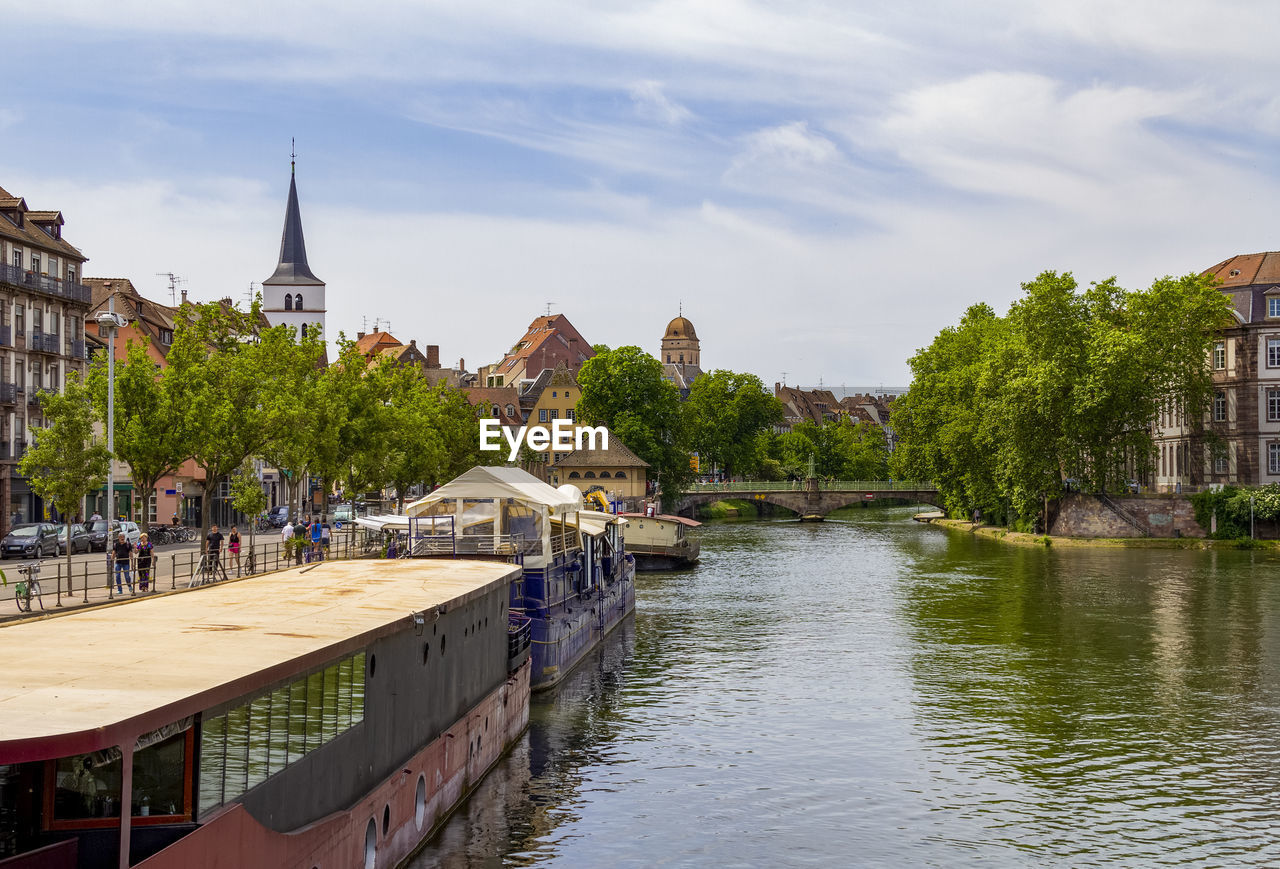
[13,562,43,613]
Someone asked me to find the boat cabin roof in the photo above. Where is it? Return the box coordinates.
[0,559,518,760]
[406,466,579,517]
[619,512,701,527]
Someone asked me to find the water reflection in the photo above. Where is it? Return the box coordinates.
[410,509,1280,866]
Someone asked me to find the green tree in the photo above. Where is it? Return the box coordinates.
[576,345,690,504]
[20,376,111,591]
[228,460,268,558]
[180,303,325,538]
[683,370,784,477]
[85,338,195,533]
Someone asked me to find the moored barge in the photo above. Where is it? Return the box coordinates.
[0,558,529,869]
[618,512,701,570]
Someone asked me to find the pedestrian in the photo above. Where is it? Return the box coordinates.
[90,510,102,521]
[112,532,134,595]
[171,512,180,526]
[321,520,331,557]
[385,533,398,559]
[281,518,294,545]
[206,524,224,571]
[136,532,154,592]
[229,525,242,575]
[310,517,323,561]
[293,518,307,564]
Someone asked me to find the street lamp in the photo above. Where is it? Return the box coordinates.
[95,303,127,598]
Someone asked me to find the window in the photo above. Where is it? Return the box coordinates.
[294,294,303,310]
[199,652,365,813]
[1215,454,1229,474]
[148,493,157,525]
[568,471,581,479]
[10,248,20,269]
[491,405,500,418]
[505,404,515,419]
[584,471,596,479]
[31,307,41,333]
[552,391,557,398]
[48,311,58,336]
[284,294,292,311]
[599,471,611,478]
[1270,297,1280,318]
[49,725,194,828]
[666,354,671,363]
[1270,389,1280,423]
[539,409,547,423]
[15,304,23,336]
[1270,339,1280,368]
[614,471,626,479]
[1213,340,1225,370]
[1271,443,1280,475]
[1213,392,1226,422]
[160,330,173,344]
[679,353,684,363]
[30,254,39,275]
[67,265,75,284]
[550,409,558,420]
[568,408,576,421]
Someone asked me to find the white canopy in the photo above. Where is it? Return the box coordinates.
[405,466,581,517]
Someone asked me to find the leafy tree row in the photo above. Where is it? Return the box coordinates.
[26,302,485,541]
[890,271,1234,526]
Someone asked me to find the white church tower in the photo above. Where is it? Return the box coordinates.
[261,151,325,342]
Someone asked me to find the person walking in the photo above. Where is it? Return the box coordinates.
[136,532,154,592]
[293,518,306,565]
[321,520,331,558]
[205,524,224,573]
[228,526,242,575]
[112,532,134,595]
[310,517,323,562]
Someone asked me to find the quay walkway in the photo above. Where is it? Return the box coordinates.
[677,479,940,520]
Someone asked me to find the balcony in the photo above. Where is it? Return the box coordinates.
[0,384,16,405]
[0,326,10,347]
[27,388,53,407]
[0,262,92,305]
[28,332,61,355]
[12,442,25,461]
[69,339,86,359]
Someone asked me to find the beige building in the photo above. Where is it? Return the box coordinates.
[549,432,649,501]
[0,185,93,530]
[660,314,704,396]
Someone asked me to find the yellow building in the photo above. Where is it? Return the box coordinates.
[526,363,579,427]
[549,432,649,501]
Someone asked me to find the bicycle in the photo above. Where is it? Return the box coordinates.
[13,562,43,613]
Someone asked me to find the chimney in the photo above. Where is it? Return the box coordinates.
[356,331,365,340]
[426,344,440,368]
[458,357,465,372]
[775,382,781,393]
[180,288,187,305]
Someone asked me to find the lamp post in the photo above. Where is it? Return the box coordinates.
[1251,494,1256,540]
[95,302,127,598]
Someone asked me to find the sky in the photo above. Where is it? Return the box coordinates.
[3,1,1279,388]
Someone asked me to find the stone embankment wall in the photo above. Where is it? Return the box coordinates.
[1050,494,1205,539]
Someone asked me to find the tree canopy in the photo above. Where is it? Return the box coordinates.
[891,270,1234,525]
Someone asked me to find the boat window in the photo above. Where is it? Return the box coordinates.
[198,651,367,815]
[51,727,194,829]
[52,751,121,824]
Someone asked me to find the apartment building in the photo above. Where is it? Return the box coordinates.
[0,185,92,530]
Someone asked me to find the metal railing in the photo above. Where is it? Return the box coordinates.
[0,383,16,405]
[685,479,937,493]
[0,528,383,615]
[0,263,93,304]
[28,332,61,354]
[0,326,10,347]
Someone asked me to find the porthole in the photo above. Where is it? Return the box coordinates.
[415,775,427,830]
[364,819,377,869]
[382,804,391,836]
[368,654,377,678]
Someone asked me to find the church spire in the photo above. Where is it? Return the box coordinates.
[263,147,322,286]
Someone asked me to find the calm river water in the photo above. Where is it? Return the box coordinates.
[409,507,1280,867]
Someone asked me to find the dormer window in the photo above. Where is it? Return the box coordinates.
[492,404,500,417]
[1230,269,1241,277]
[160,330,173,345]
[284,294,293,311]
[506,404,515,418]
[1270,297,1280,318]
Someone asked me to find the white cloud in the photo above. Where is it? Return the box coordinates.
[629,81,692,126]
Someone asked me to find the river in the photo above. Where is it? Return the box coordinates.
[408,506,1280,867]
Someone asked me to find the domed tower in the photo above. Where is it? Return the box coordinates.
[661,315,700,368]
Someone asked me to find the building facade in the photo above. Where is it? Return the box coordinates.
[1153,250,1280,490]
[481,314,592,388]
[660,314,704,396]
[261,163,326,343]
[0,185,92,530]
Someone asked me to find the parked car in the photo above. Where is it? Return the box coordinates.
[55,523,92,555]
[267,505,291,528]
[1,523,60,559]
[86,520,141,551]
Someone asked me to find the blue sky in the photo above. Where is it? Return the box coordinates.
[4,1,1279,387]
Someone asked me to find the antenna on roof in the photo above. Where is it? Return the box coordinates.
[291,137,296,176]
[154,272,184,305]
[362,315,369,333]
[679,299,683,317]
[246,281,259,307]
[544,302,554,317]
[781,371,787,386]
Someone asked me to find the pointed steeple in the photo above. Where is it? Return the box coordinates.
[263,151,323,286]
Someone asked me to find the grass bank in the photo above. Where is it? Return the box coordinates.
[697,499,762,520]
[923,517,1280,551]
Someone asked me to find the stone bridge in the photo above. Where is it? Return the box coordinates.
[675,479,941,520]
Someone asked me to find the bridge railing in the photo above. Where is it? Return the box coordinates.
[684,480,936,493]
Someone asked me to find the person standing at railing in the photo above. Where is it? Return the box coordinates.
[310,518,323,562]
[228,526,241,575]
[112,532,134,595]
[136,532,154,592]
[205,524,224,571]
